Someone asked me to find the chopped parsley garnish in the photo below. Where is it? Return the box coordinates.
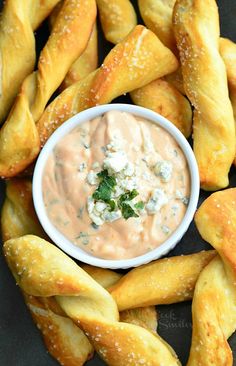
[107,199,116,211]
[118,189,138,203]
[118,190,144,220]
[134,201,145,210]
[120,202,139,220]
[92,170,116,202]
[91,171,144,220]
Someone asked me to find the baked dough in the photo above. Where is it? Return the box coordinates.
[37,25,179,144]
[0,0,60,124]
[4,235,181,366]
[130,78,192,137]
[0,0,96,178]
[49,4,98,90]
[220,37,236,165]
[138,0,177,54]
[173,0,235,190]
[96,0,137,44]
[109,250,215,311]
[187,188,236,365]
[61,24,98,90]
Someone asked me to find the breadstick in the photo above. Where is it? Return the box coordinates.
[187,188,236,365]
[48,0,63,29]
[1,177,215,313]
[0,0,60,124]
[81,265,158,333]
[173,0,235,190]
[109,250,215,311]
[220,37,236,165]
[23,292,94,366]
[4,235,181,366]
[137,0,187,96]
[138,0,177,54]
[0,0,96,179]
[38,25,178,144]
[49,3,98,90]
[61,24,98,90]
[130,78,192,137]
[164,68,185,95]
[96,0,137,44]
[1,179,46,241]
[0,178,157,364]
[22,266,158,366]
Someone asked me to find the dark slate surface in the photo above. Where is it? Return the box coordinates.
[0,1,236,365]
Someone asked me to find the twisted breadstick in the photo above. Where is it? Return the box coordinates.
[23,292,94,366]
[61,24,98,90]
[0,0,96,179]
[130,78,192,137]
[23,266,158,366]
[1,177,159,365]
[186,188,236,365]
[49,3,98,90]
[2,178,219,365]
[4,235,181,366]
[37,25,178,144]
[220,37,236,165]
[1,179,46,241]
[109,250,215,311]
[0,0,61,124]
[96,0,137,44]
[2,177,215,312]
[164,68,185,95]
[173,0,235,190]
[138,0,177,54]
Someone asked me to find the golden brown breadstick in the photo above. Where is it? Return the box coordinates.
[0,0,60,124]
[81,264,158,333]
[219,37,236,165]
[61,24,98,90]
[187,188,236,366]
[130,78,192,137]
[0,178,157,365]
[48,0,63,29]
[96,0,137,44]
[37,25,178,144]
[109,250,216,311]
[23,293,94,366]
[1,179,46,241]
[164,68,185,95]
[1,177,214,313]
[0,0,96,179]
[173,0,235,191]
[138,0,177,54]
[49,3,98,90]
[4,235,181,366]
[88,25,178,107]
[22,268,158,366]
[119,307,158,334]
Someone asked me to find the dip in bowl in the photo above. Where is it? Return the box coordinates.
[33,104,199,269]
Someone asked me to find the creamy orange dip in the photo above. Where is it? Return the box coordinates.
[42,110,190,260]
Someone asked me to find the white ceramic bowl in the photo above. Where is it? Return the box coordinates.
[33,104,199,269]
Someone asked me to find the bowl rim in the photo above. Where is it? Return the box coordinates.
[33,103,199,269]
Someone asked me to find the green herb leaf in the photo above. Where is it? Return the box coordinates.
[118,189,138,205]
[107,199,116,211]
[120,203,139,220]
[92,170,117,202]
[134,201,145,210]
[97,169,108,179]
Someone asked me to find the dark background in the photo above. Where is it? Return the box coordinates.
[0,0,236,365]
